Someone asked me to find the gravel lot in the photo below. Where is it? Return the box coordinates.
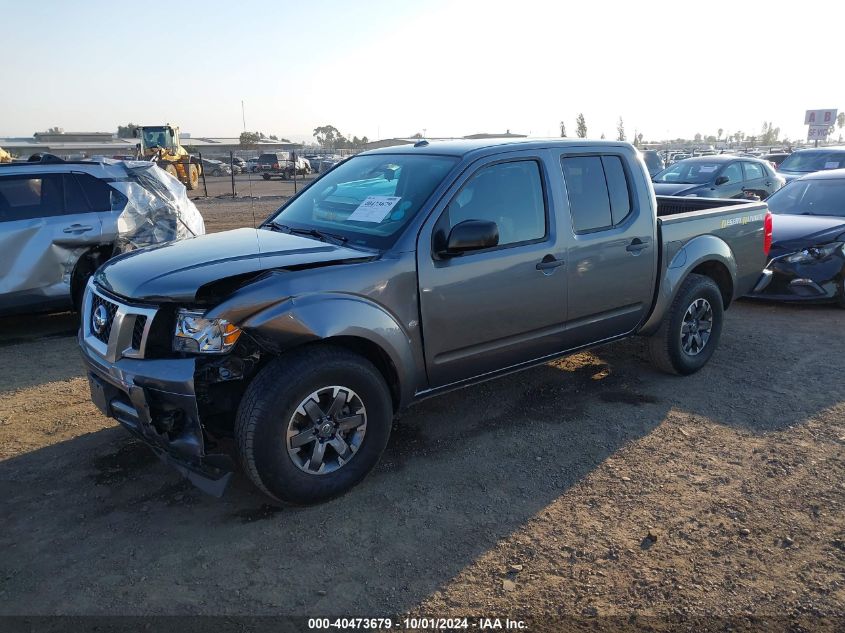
[0,199,843,628]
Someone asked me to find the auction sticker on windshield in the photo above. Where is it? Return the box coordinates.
[348,196,401,223]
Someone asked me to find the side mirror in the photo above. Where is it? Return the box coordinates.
[715,176,729,186]
[440,220,499,256]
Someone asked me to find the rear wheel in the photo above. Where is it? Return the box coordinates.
[648,273,724,375]
[235,345,393,505]
[262,173,271,180]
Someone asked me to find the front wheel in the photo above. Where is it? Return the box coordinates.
[235,345,393,505]
[648,273,724,375]
[262,173,271,180]
[186,164,199,190]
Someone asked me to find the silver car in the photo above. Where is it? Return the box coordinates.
[0,158,205,315]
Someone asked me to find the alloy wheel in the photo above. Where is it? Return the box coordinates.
[680,298,713,356]
[285,386,367,475]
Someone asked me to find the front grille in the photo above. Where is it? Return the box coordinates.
[85,285,158,361]
[90,294,119,345]
[131,315,148,349]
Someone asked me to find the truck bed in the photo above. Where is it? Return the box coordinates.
[655,195,768,305]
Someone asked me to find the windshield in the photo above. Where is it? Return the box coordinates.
[653,160,722,184]
[778,151,845,173]
[266,154,458,249]
[766,178,845,217]
[142,127,175,150]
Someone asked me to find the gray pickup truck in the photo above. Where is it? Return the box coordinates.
[79,139,771,504]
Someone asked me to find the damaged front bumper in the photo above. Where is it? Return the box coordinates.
[748,250,844,303]
[79,284,234,496]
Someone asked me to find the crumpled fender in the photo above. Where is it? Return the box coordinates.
[639,234,737,336]
[215,292,417,407]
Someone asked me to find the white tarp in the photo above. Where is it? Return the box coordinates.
[110,160,205,251]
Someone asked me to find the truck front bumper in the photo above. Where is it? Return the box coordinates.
[79,332,234,496]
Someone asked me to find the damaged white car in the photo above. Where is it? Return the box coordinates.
[0,157,205,316]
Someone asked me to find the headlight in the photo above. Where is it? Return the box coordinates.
[784,242,844,264]
[173,309,241,354]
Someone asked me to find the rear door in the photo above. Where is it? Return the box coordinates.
[741,161,769,197]
[0,172,106,308]
[417,152,568,387]
[557,151,657,347]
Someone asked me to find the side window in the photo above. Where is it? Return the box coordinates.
[0,174,64,222]
[443,160,546,247]
[74,173,113,210]
[602,156,632,225]
[561,155,633,232]
[63,174,92,214]
[743,162,764,181]
[720,162,742,184]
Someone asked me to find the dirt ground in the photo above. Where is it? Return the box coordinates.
[0,199,843,629]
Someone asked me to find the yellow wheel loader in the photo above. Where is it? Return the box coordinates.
[134,124,201,190]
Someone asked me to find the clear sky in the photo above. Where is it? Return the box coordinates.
[1,0,843,144]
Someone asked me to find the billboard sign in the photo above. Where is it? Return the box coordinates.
[804,109,837,125]
[808,125,830,141]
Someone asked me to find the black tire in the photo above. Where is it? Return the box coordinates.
[235,345,393,505]
[213,169,223,177]
[837,277,845,309]
[262,173,271,180]
[186,164,199,190]
[648,273,724,375]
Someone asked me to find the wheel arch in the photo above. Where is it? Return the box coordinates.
[639,234,737,336]
[223,294,419,411]
[319,336,401,413]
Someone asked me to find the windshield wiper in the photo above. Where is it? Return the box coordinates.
[271,223,348,245]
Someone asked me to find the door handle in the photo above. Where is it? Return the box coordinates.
[63,224,93,233]
[536,255,565,271]
[626,239,648,253]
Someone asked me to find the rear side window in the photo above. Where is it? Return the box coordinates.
[603,156,632,225]
[0,174,64,222]
[743,162,764,180]
[76,173,114,210]
[561,155,633,233]
[64,174,92,213]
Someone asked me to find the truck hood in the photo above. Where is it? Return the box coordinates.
[769,214,845,257]
[95,227,376,303]
[651,182,704,196]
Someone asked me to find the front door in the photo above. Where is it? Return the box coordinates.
[714,161,744,198]
[417,155,567,387]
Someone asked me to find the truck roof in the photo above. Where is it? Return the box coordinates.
[362,138,632,159]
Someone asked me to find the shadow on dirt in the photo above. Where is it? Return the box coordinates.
[1,302,843,615]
